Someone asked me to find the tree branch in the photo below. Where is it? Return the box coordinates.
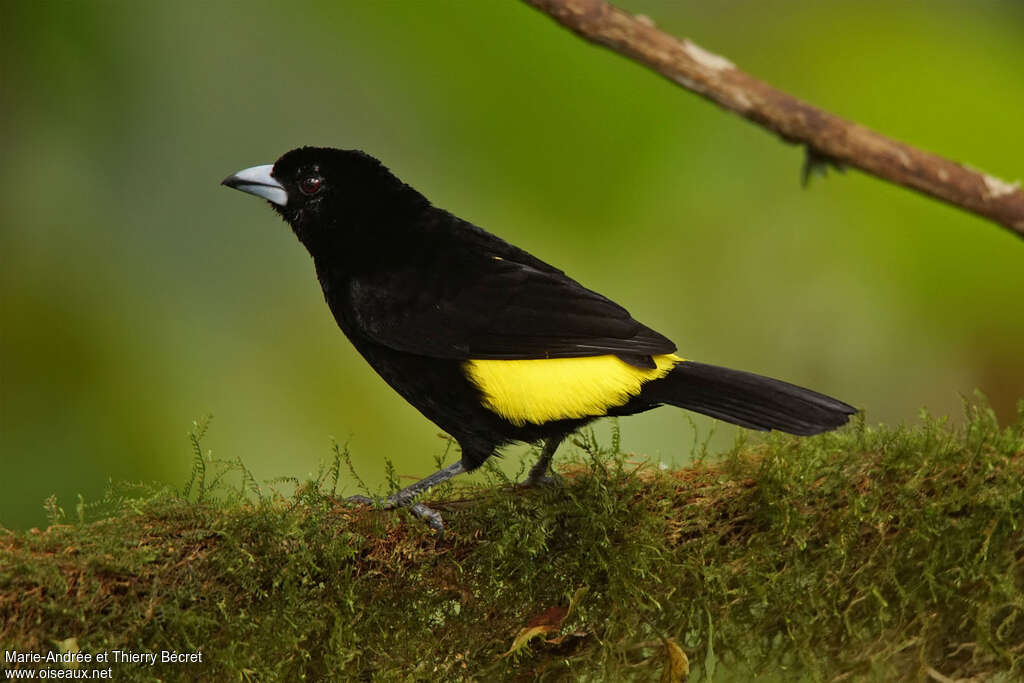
[2,407,1022,679]
[523,0,1024,240]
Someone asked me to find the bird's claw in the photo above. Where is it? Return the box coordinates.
[518,473,560,489]
[410,503,445,539]
[343,495,445,539]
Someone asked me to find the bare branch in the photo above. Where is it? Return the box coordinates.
[523,0,1024,240]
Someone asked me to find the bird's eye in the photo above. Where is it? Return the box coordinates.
[299,175,323,195]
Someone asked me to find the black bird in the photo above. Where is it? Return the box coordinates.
[222,147,856,531]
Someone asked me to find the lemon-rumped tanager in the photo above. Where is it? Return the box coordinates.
[223,147,856,531]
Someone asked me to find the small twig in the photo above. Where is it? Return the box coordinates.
[925,665,960,683]
[522,0,1024,240]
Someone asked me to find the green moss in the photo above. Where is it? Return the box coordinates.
[2,402,1023,681]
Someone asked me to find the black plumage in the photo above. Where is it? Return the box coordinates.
[223,147,856,531]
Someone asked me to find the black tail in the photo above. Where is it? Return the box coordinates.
[637,360,857,436]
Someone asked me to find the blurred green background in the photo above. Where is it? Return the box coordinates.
[2,1,1022,530]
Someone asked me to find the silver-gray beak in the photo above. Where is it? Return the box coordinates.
[221,164,288,206]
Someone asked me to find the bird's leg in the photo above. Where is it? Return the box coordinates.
[346,461,466,536]
[522,436,563,487]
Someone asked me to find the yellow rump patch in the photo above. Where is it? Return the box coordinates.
[464,354,683,426]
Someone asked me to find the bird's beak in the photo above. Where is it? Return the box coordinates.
[221,164,288,206]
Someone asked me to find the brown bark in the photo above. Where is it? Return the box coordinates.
[523,0,1024,240]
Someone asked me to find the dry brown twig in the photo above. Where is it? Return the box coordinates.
[523,0,1024,240]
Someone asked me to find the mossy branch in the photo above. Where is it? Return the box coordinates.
[522,0,1024,241]
[2,403,1023,681]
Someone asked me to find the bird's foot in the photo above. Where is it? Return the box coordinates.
[343,494,446,538]
[519,436,564,489]
[409,502,445,536]
[340,461,465,538]
[517,473,561,489]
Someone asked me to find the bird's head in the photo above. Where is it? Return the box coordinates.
[222,147,427,252]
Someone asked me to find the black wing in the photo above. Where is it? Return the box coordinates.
[344,237,675,363]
